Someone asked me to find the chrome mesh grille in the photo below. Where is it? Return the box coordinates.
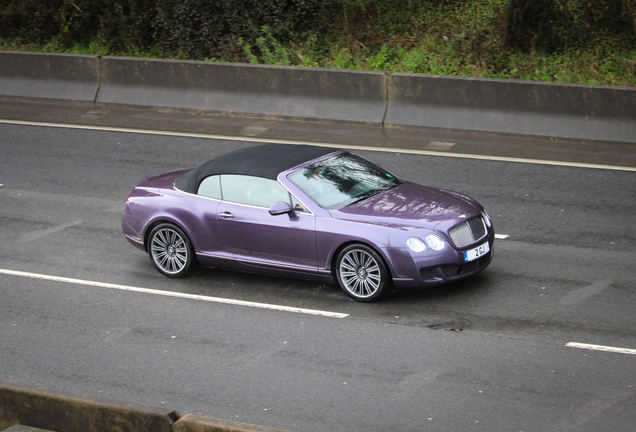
[468,217,486,239]
[448,217,487,248]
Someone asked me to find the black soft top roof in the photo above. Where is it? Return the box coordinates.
[175,143,336,193]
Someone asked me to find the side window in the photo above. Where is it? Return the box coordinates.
[221,175,291,208]
[197,175,222,199]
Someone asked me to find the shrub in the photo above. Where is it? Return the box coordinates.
[503,0,636,52]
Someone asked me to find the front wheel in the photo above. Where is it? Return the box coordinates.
[335,244,390,302]
[148,223,195,278]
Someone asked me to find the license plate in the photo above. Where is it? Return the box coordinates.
[464,242,490,262]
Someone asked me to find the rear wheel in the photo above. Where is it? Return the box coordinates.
[335,244,389,302]
[148,223,194,278]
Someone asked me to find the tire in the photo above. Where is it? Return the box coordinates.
[148,223,195,278]
[335,244,390,302]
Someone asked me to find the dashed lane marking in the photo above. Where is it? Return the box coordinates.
[566,342,636,356]
[240,125,270,136]
[0,268,349,319]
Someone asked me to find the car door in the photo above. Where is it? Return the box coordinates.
[216,174,318,270]
[192,174,231,259]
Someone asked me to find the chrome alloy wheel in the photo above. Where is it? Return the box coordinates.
[338,247,383,300]
[150,226,190,276]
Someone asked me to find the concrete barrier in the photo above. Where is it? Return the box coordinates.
[97,56,387,124]
[0,51,99,103]
[0,380,294,432]
[1,50,634,143]
[173,414,292,432]
[385,73,636,143]
[0,380,178,432]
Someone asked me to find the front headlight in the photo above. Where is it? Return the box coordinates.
[426,233,445,251]
[481,210,492,227]
[406,237,426,252]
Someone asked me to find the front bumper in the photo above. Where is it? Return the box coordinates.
[386,234,495,289]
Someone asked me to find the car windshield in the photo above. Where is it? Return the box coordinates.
[288,153,403,210]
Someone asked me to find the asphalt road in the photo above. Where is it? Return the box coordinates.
[1,116,635,432]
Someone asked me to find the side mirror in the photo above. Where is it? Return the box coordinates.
[269,201,296,217]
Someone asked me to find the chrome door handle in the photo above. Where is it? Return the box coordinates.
[219,212,234,219]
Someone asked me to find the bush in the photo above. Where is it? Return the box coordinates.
[151,0,333,60]
[0,0,155,50]
[1,0,634,85]
[0,0,334,58]
[503,0,636,52]
[0,0,63,42]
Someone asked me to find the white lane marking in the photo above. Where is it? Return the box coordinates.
[424,141,455,150]
[1,119,635,172]
[0,268,349,319]
[240,126,269,136]
[566,342,636,356]
[495,234,509,239]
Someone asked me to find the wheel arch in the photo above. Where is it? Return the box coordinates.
[142,217,193,253]
[330,240,393,282]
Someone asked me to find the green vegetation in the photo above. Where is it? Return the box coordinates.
[1,0,635,86]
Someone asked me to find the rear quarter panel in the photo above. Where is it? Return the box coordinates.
[123,177,226,256]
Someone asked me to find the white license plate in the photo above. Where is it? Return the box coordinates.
[464,242,490,262]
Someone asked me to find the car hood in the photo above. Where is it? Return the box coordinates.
[330,182,482,232]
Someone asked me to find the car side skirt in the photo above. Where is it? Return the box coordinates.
[196,252,335,283]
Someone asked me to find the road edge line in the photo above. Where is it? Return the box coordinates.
[1,119,635,172]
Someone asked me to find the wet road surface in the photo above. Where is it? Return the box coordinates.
[1,105,635,431]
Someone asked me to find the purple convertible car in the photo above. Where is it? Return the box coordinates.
[122,144,494,301]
